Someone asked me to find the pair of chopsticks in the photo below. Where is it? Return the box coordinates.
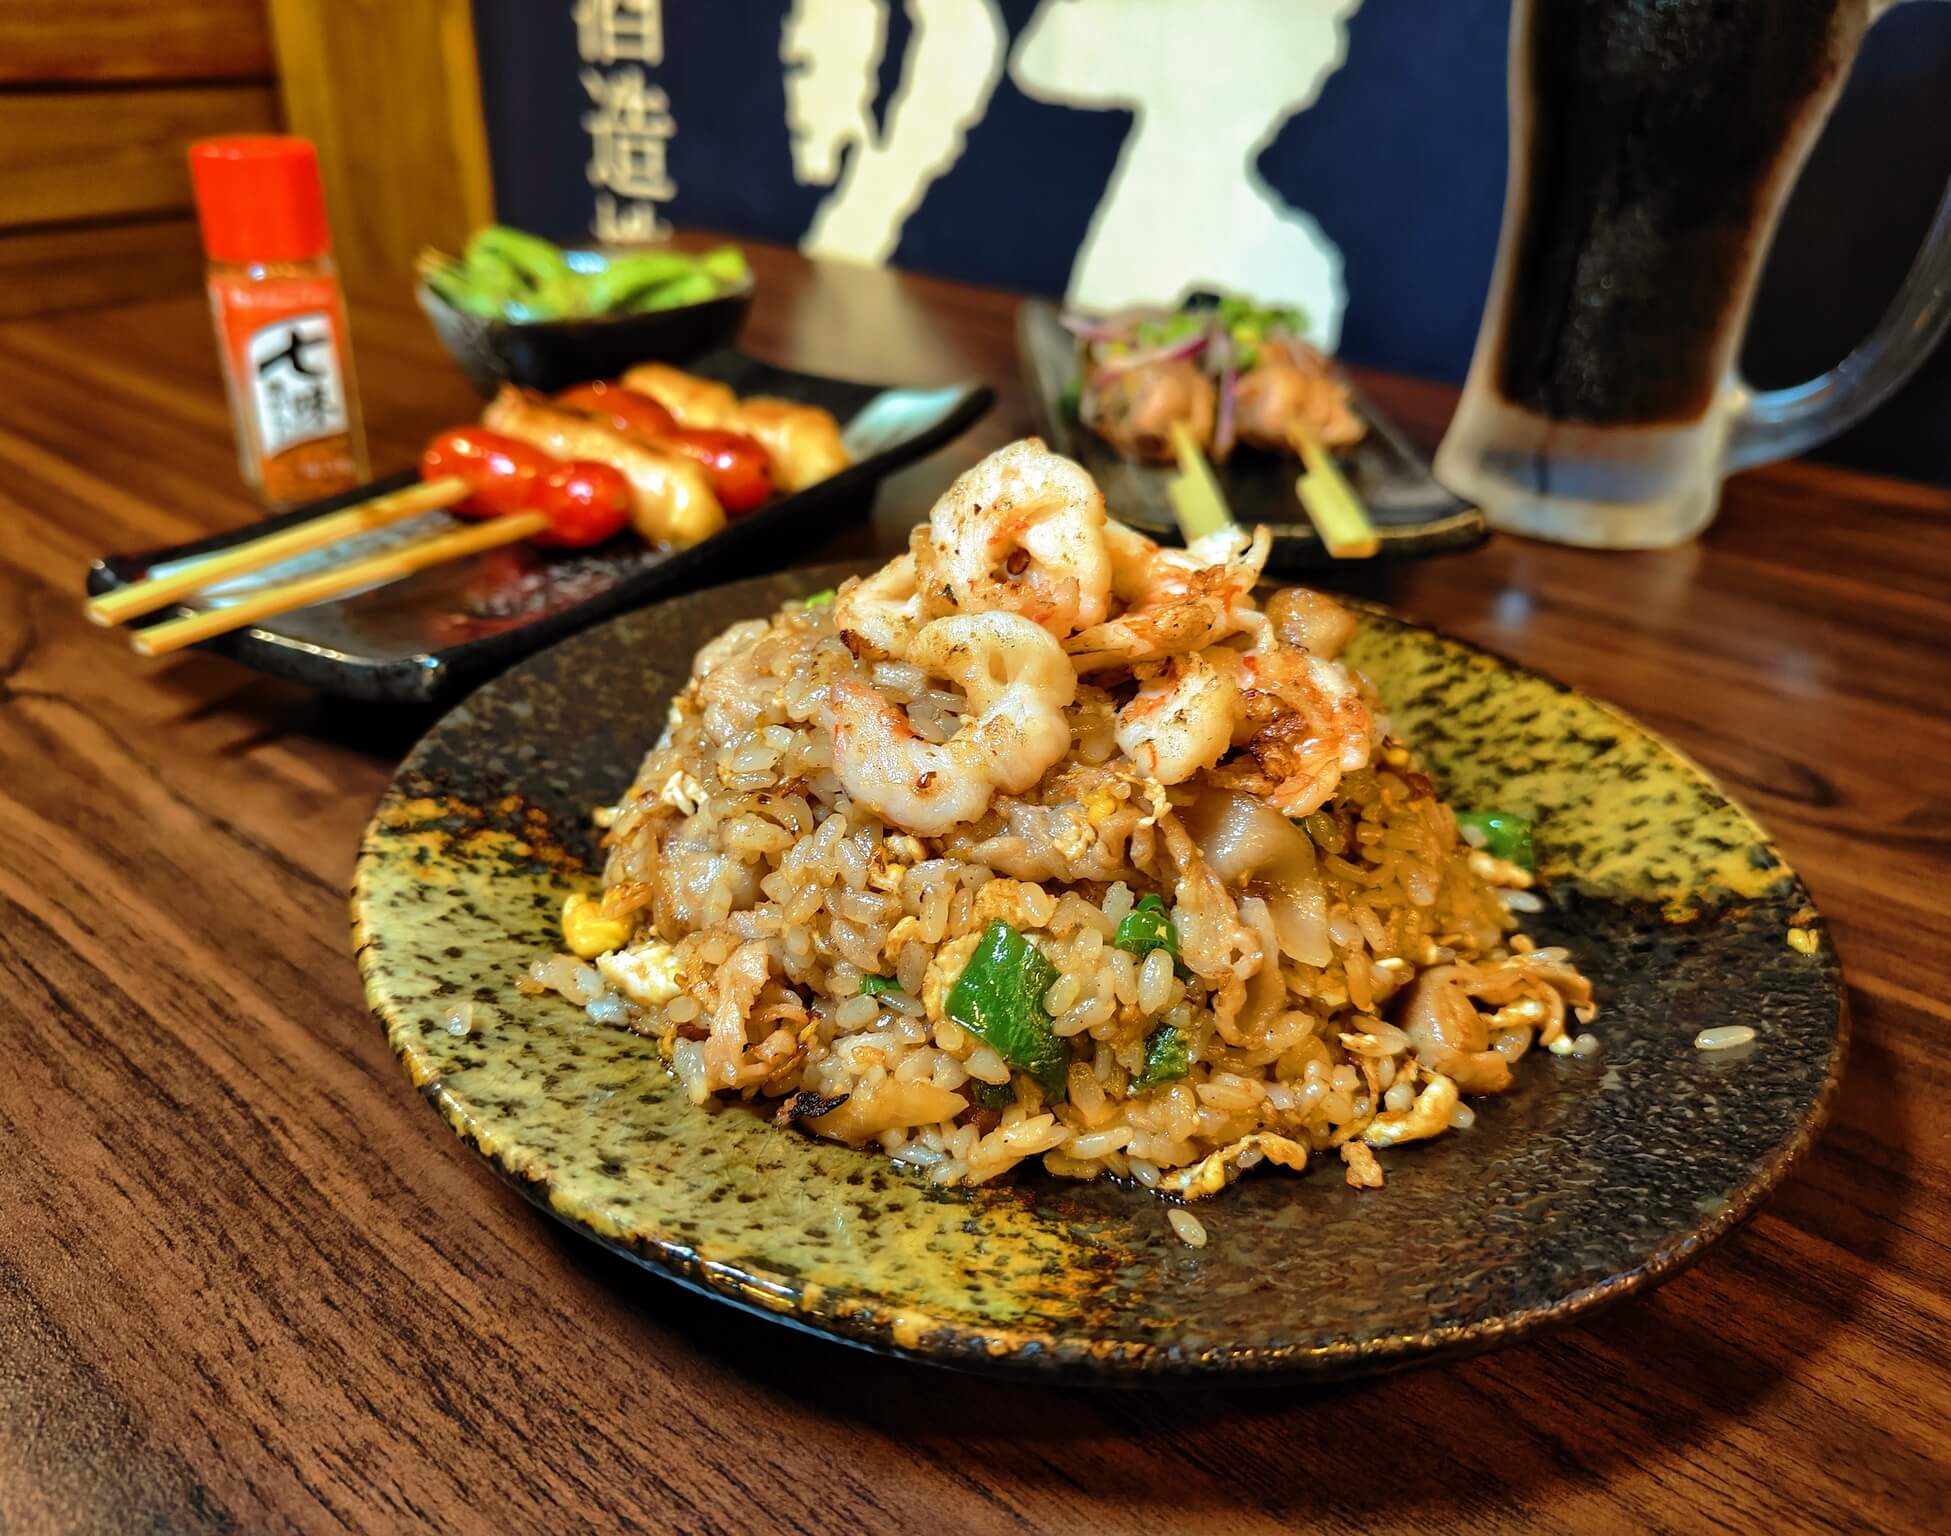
[85,478,540,656]
[1164,420,1378,559]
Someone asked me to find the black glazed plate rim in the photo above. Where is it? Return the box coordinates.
[87,357,993,704]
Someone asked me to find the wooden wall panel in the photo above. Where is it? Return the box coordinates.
[0,220,206,322]
[0,0,274,84]
[268,0,494,301]
[0,1,282,317]
[0,86,280,230]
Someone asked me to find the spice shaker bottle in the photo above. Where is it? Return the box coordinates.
[188,136,369,509]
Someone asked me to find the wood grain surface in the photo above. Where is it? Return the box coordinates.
[268,0,494,301]
[1,240,1947,1534]
[0,86,279,231]
[0,0,282,321]
[0,0,274,85]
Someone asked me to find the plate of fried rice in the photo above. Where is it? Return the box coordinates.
[354,439,1844,1381]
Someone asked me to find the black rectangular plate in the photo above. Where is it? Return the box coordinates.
[87,350,993,703]
[1017,301,1483,571]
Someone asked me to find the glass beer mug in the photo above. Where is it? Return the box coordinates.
[1436,0,1951,548]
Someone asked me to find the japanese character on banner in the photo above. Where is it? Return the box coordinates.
[582,65,676,239]
[573,0,663,67]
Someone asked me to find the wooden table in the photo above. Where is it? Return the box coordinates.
[3,242,1946,1534]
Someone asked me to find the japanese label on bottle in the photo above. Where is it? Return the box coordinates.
[245,311,350,458]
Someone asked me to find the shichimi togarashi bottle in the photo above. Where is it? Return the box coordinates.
[188,136,369,509]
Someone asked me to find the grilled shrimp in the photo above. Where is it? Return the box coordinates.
[915,438,1112,637]
[621,363,849,491]
[827,611,1076,835]
[1083,357,1216,464]
[1234,337,1364,452]
[1113,625,1374,808]
[1065,521,1271,672]
[1265,585,1358,660]
[1205,641,1376,816]
[1114,650,1234,783]
[482,386,725,546]
[830,546,925,659]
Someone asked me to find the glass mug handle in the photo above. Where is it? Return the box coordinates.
[1727,0,1951,471]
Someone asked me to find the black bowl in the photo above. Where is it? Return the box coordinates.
[417,272,755,397]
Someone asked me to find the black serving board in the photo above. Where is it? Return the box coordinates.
[1017,301,1483,570]
[87,351,991,703]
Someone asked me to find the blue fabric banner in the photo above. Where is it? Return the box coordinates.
[471,0,1951,482]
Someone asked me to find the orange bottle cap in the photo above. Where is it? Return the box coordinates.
[188,136,332,265]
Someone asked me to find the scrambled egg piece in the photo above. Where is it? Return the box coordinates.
[883,915,922,954]
[920,933,981,1025]
[1157,1133,1309,1199]
[865,835,925,894]
[971,879,1051,930]
[1363,1073,1460,1148]
[596,941,684,1006]
[1051,809,1095,863]
[561,894,631,959]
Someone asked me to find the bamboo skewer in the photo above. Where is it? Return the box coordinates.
[1288,423,1379,559]
[130,510,548,658]
[87,476,469,627]
[1165,420,1234,544]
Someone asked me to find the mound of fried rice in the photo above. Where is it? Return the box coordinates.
[527,442,1595,1212]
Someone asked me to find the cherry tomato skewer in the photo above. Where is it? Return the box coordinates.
[656,427,774,514]
[553,381,677,439]
[421,427,554,517]
[529,461,631,547]
[551,382,775,514]
[420,428,631,548]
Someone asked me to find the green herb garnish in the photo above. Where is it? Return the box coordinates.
[801,588,836,608]
[945,921,1068,1101]
[858,974,902,996]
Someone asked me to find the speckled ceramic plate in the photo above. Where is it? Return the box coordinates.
[352,563,1844,1382]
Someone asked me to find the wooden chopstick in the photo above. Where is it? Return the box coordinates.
[88,476,469,628]
[130,510,547,658]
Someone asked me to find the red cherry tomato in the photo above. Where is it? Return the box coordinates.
[553,381,678,440]
[421,427,555,518]
[657,428,774,514]
[529,460,632,548]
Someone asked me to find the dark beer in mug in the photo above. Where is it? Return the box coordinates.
[1436,0,1951,547]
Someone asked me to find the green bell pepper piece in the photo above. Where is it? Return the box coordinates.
[1131,1024,1190,1092]
[858,974,902,996]
[945,921,1068,1101]
[1114,893,1179,965]
[1456,810,1536,872]
[966,1080,1017,1111]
